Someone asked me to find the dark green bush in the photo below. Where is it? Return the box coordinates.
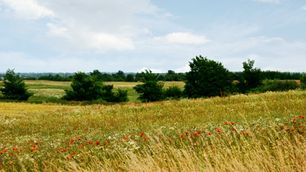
[301,75,306,89]
[134,70,164,102]
[0,69,32,100]
[255,80,299,92]
[164,86,183,99]
[64,72,128,102]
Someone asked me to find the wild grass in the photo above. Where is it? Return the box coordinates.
[0,90,305,171]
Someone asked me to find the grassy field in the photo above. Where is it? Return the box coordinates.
[21,80,185,103]
[0,90,305,171]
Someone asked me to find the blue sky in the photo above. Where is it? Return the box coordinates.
[0,0,306,72]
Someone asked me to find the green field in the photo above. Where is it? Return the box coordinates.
[0,90,305,171]
[13,80,184,103]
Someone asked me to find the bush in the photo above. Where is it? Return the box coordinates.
[301,75,306,89]
[255,80,299,92]
[0,69,32,100]
[164,86,183,99]
[184,56,232,98]
[134,70,164,102]
[64,72,128,102]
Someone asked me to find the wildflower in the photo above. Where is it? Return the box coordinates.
[192,131,201,137]
[69,139,75,145]
[87,140,93,145]
[123,135,129,142]
[95,140,100,146]
[207,132,212,136]
[215,128,223,133]
[66,152,76,160]
[31,144,39,152]
[298,115,305,119]
[180,131,189,139]
[12,147,18,152]
[0,148,8,155]
[224,121,235,125]
[57,148,68,153]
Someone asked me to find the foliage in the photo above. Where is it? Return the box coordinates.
[63,72,103,101]
[63,72,128,102]
[0,69,32,100]
[164,86,183,99]
[301,74,306,89]
[134,70,164,102]
[184,55,232,98]
[255,80,299,92]
[239,59,263,92]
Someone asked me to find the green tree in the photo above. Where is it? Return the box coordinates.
[301,74,306,89]
[241,59,263,91]
[134,70,164,102]
[184,56,232,98]
[0,69,32,100]
[64,72,102,101]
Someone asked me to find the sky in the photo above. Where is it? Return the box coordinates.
[0,0,306,73]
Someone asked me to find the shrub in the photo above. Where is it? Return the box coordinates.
[164,86,183,99]
[301,75,306,89]
[134,70,164,102]
[184,56,232,98]
[255,80,299,92]
[0,69,32,100]
[64,72,128,102]
[112,89,128,102]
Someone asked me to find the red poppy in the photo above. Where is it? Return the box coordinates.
[215,128,223,133]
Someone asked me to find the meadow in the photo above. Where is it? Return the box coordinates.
[21,80,185,103]
[0,88,305,171]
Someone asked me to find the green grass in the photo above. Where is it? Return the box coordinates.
[22,80,184,103]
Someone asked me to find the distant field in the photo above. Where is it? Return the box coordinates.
[19,80,184,103]
[0,90,305,171]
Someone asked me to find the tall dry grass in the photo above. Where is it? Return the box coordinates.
[0,90,305,171]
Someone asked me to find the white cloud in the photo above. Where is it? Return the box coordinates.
[0,0,54,19]
[47,23,135,51]
[254,0,280,4]
[154,32,210,45]
[302,5,306,11]
[1,0,165,52]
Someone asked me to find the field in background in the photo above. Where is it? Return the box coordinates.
[0,90,305,171]
[22,80,185,103]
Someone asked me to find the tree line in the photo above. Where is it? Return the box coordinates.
[0,70,304,82]
[1,55,306,102]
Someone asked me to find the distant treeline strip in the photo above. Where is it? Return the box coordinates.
[0,70,304,82]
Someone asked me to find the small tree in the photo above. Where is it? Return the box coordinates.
[0,69,32,100]
[301,74,306,89]
[134,70,164,102]
[64,72,102,101]
[241,59,263,91]
[184,56,232,98]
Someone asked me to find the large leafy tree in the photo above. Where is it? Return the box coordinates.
[184,56,232,98]
[1,69,32,100]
